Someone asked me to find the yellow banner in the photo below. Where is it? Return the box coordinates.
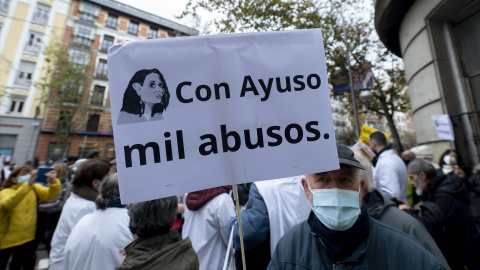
[359,125,390,146]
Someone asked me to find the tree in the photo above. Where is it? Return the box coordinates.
[180,0,409,152]
[38,44,93,158]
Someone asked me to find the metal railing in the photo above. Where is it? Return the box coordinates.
[15,77,32,87]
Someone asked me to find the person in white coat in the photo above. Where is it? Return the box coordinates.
[370,132,408,203]
[49,159,111,270]
[182,186,235,270]
[226,176,311,269]
[63,173,133,270]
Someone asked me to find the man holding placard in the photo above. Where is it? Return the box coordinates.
[268,145,445,269]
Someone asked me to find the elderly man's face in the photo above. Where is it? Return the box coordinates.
[302,164,362,207]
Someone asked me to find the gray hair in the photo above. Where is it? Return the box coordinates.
[351,148,375,193]
[408,159,437,179]
[95,173,121,210]
[127,196,177,238]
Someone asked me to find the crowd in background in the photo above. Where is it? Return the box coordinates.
[0,134,479,269]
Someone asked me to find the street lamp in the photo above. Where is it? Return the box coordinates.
[359,90,374,105]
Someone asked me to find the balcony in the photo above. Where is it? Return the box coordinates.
[15,77,32,87]
[32,15,48,25]
[95,72,108,80]
[73,36,93,47]
[99,41,112,53]
[24,44,42,54]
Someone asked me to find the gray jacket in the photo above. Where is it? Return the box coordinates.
[366,189,449,269]
[268,212,445,270]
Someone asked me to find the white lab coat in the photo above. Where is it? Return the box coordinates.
[255,176,311,255]
[373,149,408,203]
[182,193,236,270]
[49,193,96,270]
[63,207,133,270]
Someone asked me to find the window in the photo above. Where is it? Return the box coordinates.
[24,32,43,54]
[100,35,114,52]
[168,32,176,38]
[69,48,90,67]
[57,111,73,131]
[46,142,69,165]
[77,144,98,159]
[86,114,100,132]
[456,11,480,111]
[78,2,99,22]
[15,61,35,87]
[128,21,138,35]
[90,85,105,106]
[95,59,108,79]
[148,27,157,39]
[73,24,95,47]
[0,0,10,15]
[106,14,117,29]
[32,4,49,25]
[9,99,24,113]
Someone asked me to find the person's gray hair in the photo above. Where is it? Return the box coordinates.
[127,196,177,238]
[350,147,374,193]
[95,173,121,210]
[408,159,437,179]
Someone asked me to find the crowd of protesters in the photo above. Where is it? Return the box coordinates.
[1,135,480,270]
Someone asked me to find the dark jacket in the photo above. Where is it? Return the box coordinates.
[116,230,199,270]
[268,211,445,270]
[416,174,480,270]
[468,173,480,232]
[365,189,449,269]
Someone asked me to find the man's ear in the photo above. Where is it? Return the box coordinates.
[419,172,427,181]
[359,178,366,199]
[92,178,101,188]
[302,177,313,206]
[133,83,141,94]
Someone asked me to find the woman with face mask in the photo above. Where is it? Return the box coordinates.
[0,165,61,270]
[437,149,468,180]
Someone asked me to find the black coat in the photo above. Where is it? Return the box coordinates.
[419,174,480,270]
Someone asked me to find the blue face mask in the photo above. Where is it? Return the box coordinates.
[308,183,361,231]
[17,174,31,184]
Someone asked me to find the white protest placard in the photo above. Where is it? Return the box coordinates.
[432,114,455,141]
[108,29,339,203]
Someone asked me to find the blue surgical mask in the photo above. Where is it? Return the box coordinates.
[308,183,361,231]
[17,174,31,184]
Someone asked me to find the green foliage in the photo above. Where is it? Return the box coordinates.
[37,44,93,157]
[180,0,409,151]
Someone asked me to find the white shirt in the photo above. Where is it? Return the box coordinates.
[255,176,311,255]
[63,207,133,270]
[49,193,96,270]
[182,193,236,270]
[373,149,408,203]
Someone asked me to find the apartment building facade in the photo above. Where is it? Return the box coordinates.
[0,0,70,166]
[33,0,198,164]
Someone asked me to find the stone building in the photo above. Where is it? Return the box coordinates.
[0,0,69,166]
[375,0,480,167]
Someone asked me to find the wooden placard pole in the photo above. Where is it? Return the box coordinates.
[232,185,247,270]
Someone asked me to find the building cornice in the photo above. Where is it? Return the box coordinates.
[84,0,199,36]
[374,0,416,57]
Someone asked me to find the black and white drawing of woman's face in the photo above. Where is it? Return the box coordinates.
[133,73,165,104]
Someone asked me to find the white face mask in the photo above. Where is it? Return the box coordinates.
[17,174,31,184]
[308,182,361,231]
[443,155,457,166]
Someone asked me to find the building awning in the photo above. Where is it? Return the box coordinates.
[41,129,113,137]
